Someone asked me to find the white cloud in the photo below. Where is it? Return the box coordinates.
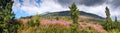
[13,0,120,20]
[13,0,68,15]
[77,4,106,17]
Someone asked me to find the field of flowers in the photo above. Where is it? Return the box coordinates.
[18,19,108,33]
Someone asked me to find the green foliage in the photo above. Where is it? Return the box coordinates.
[102,21,120,31]
[27,20,40,27]
[8,19,21,33]
[107,29,120,33]
[27,15,40,27]
[61,16,72,22]
[105,7,112,22]
[27,20,35,27]
[55,17,59,20]
[69,3,79,24]
[70,24,79,33]
[114,17,120,31]
[69,3,81,33]
[115,16,118,22]
[102,7,120,32]
[32,15,40,26]
[0,0,21,33]
[87,26,94,30]
[18,24,100,33]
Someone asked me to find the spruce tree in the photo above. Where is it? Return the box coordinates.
[114,16,120,30]
[69,3,80,33]
[0,0,20,33]
[115,16,118,22]
[105,7,112,22]
[69,3,79,24]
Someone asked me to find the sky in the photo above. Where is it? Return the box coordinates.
[13,0,120,20]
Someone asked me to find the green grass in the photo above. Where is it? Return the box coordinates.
[18,24,102,33]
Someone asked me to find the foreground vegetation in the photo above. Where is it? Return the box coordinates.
[18,23,105,33]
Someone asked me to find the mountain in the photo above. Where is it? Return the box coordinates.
[42,11,105,22]
[43,11,104,19]
[20,11,105,22]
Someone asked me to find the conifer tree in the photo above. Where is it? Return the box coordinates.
[105,7,112,22]
[69,3,80,33]
[69,3,79,24]
[0,0,20,33]
[114,16,120,31]
[115,16,118,22]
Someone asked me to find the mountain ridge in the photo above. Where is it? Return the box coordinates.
[43,11,105,19]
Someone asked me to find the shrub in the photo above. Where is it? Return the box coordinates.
[102,22,120,31]
[87,26,94,30]
[27,20,35,27]
[70,24,79,33]
[27,20,40,27]
[55,17,59,20]
[27,15,40,27]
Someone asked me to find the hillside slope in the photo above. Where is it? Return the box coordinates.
[42,11,105,22]
[20,11,105,22]
[43,11,104,19]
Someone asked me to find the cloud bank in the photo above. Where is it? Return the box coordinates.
[13,0,120,20]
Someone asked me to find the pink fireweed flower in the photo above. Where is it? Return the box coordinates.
[40,20,71,27]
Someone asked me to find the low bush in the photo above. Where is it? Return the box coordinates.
[27,19,40,27]
[55,17,59,20]
[102,22,120,31]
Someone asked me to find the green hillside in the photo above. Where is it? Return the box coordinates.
[41,11,105,22]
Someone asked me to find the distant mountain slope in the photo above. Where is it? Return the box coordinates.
[20,11,105,22]
[43,11,105,19]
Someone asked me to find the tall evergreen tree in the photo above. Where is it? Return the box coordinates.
[0,0,20,33]
[105,7,112,22]
[114,16,120,31]
[115,16,118,22]
[69,3,79,24]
